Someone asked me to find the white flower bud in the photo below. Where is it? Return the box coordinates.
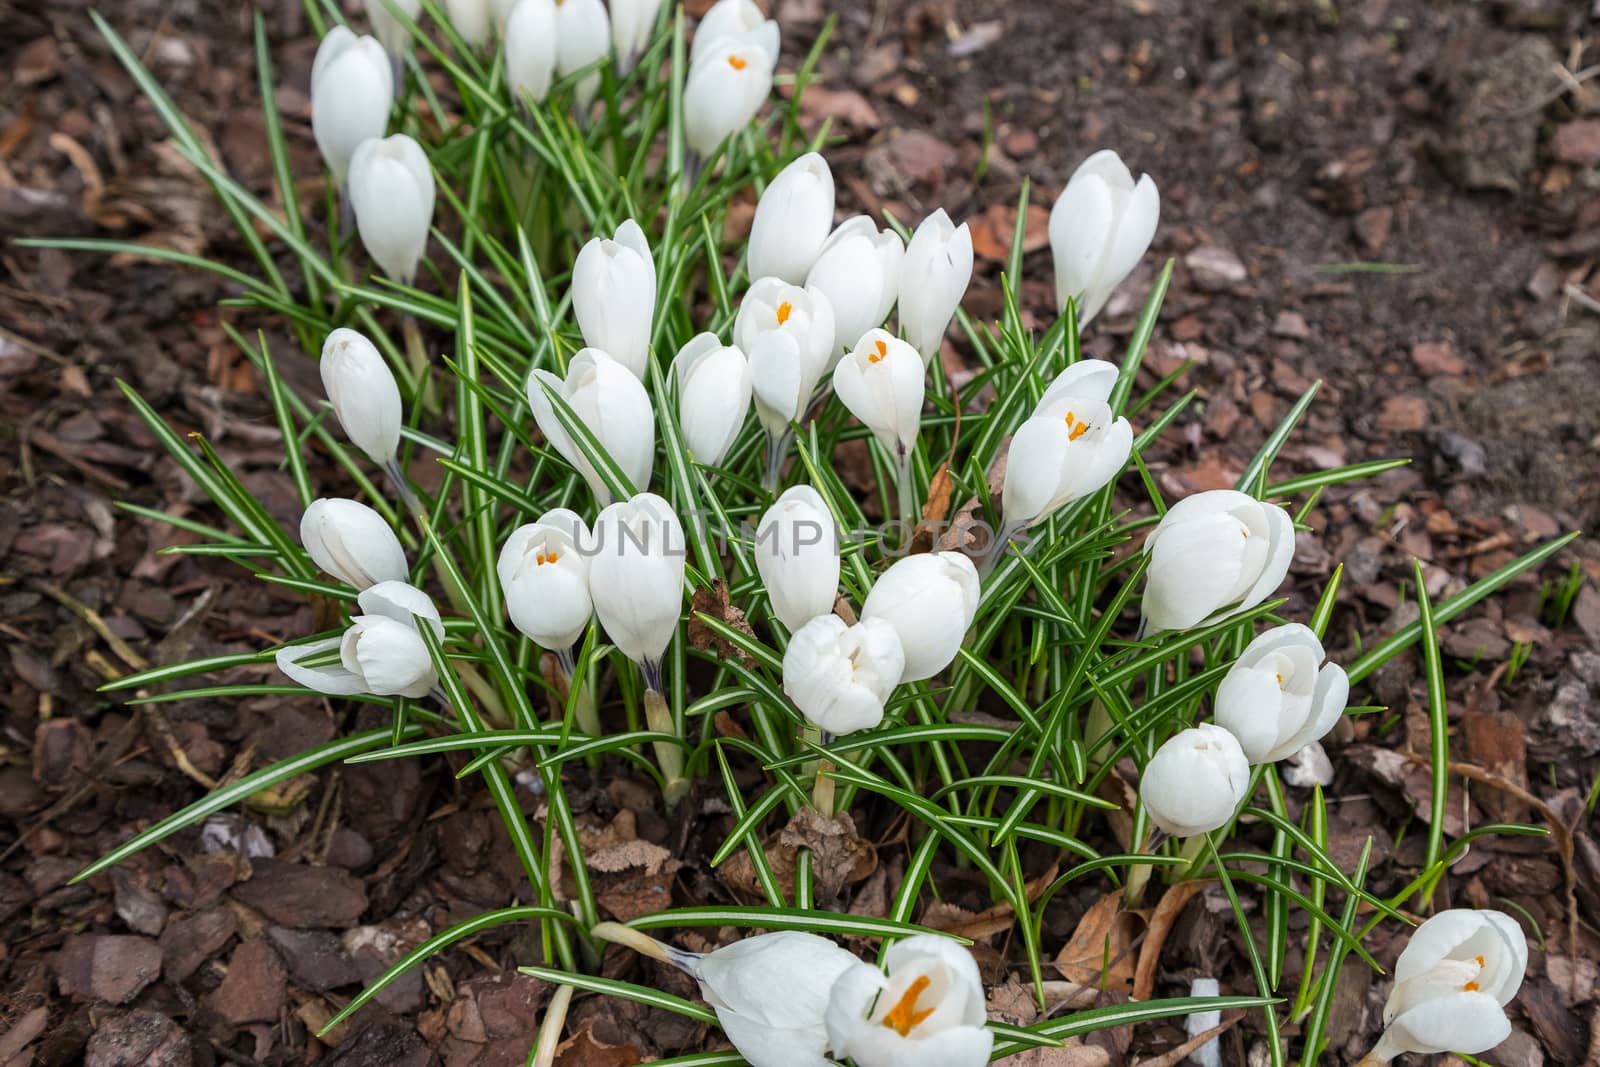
[691,0,779,67]
[825,935,993,1067]
[610,0,663,74]
[363,0,423,61]
[860,552,979,682]
[1213,624,1349,764]
[806,216,904,363]
[553,0,609,114]
[748,152,835,285]
[340,614,435,697]
[1049,149,1159,325]
[348,134,435,285]
[674,333,751,467]
[527,348,656,505]
[588,492,685,666]
[684,36,775,158]
[300,498,408,590]
[1138,723,1250,838]
[319,328,402,467]
[572,219,656,379]
[310,27,393,186]
[694,931,859,1067]
[444,0,492,47]
[357,580,444,640]
[832,329,924,460]
[504,0,557,103]
[498,509,594,652]
[898,209,973,364]
[754,485,839,631]
[782,615,903,735]
[1140,490,1295,635]
[1001,359,1133,529]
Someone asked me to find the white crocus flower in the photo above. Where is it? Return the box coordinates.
[504,0,557,104]
[527,348,656,505]
[734,278,836,380]
[674,333,752,467]
[746,330,816,489]
[1140,490,1295,635]
[300,498,408,590]
[806,216,905,363]
[310,28,393,188]
[783,615,904,735]
[444,0,492,47]
[610,0,663,74]
[275,581,443,699]
[348,134,435,285]
[356,580,444,636]
[748,152,835,285]
[588,492,685,671]
[861,552,980,683]
[363,0,423,65]
[1138,723,1250,838]
[754,485,840,632]
[1000,359,1133,533]
[1362,910,1528,1064]
[593,924,857,1067]
[1049,149,1159,325]
[319,327,402,468]
[498,509,594,655]
[684,35,776,159]
[553,0,610,114]
[897,209,973,364]
[833,329,924,463]
[691,0,779,67]
[825,935,992,1067]
[572,219,657,380]
[1213,624,1349,764]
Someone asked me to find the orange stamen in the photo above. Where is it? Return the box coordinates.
[881,975,935,1036]
[728,54,747,71]
[546,551,559,564]
[869,339,887,364]
[1063,411,1090,441]
[1475,955,1484,967]
[1463,981,1480,992]
[776,301,792,326]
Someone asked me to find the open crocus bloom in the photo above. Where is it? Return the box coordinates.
[1213,624,1349,764]
[1140,489,1295,634]
[684,34,776,158]
[497,509,593,652]
[1001,359,1132,530]
[825,935,993,1067]
[832,330,924,460]
[1367,910,1528,1062]
[1048,148,1159,325]
[1138,723,1250,838]
[782,615,905,735]
[527,347,656,505]
[691,0,780,68]
[735,278,836,382]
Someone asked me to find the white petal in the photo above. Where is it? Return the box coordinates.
[276,636,367,696]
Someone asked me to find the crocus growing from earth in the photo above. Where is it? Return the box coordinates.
[783,615,905,736]
[553,0,610,115]
[860,551,980,682]
[806,215,905,363]
[897,208,974,364]
[609,0,663,74]
[748,152,836,285]
[587,492,687,802]
[319,327,401,471]
[310,27,392,190]
[348,133,435,286]
[1212,623,1349,764]
[674,333,752,467]
[593,924,859,1067]
[1048,148,1160,326]
[527,347,656,505]
[1359,910,1528,1064]
[300,497,408,590]
[683,33,776,162]
[825,935,993,1067]
[832,329,925,523]
[1139,489,1295,635]
[572,218,657,380]
[504,0,557,104]
[754,485,840,631]
[1138,723,1250,838]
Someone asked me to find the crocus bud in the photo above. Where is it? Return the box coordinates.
[444,0,492,47]
[860,551,979,682]
[684,37,775,158]
[1213,624,1349,764]
[1139,723,1249,838]
[782,615,904,735]
[1049,149,1159,325]
[806,216,904,362]
[498,509,593,652]
[674,333,752,467]
[1001,359,1133,530]
[832,329,924,460]
[748,152,835,285]
[348,134,435,285]
[825,935,992,1067]
[572,219,656,380]
[504,0,557,103]
[310,27,393,186]
[275,581,442,698]
[300,498,408,590]
[588,492,685,666]
[898,209,973,364]
[527,348,656,505]
[691,0,779,67]
[733,277,836,379]
[754,485,840,631]
[320,328,402,467]
[553,0,609,113]
[1140,490,1295,635]
[1367,910,1527,1063]
[610,0,663,74]
[364,0,423,62]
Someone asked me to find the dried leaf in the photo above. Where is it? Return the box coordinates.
[687,580,755,665]
[1054,894,1144,993]
[1132,881,1206,1001]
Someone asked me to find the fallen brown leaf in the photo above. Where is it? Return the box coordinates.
[1132,881,1206,1001]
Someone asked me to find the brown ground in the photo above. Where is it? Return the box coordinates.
[2,0,1598,1064]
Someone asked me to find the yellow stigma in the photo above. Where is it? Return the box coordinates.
[776,301,792,325]
[1063,410,1090,441]
[1463,981,1480,992]
[536,551,558,566]
[728,54,747,70]
[1475,955,1484,966]
[1275,673,1283,687]
[869,339,887,363]
[881,975,934,1037]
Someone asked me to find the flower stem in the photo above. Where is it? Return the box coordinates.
[976,518,1023,580]
[401,313,433,414]
[641,667,688,809]
[812,760,836,817]
[556,646,601,738]
[761,428,792,493]
[531,985,573,1067]
[895,445,918,530]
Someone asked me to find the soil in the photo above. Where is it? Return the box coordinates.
[3,0,1599,1065]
